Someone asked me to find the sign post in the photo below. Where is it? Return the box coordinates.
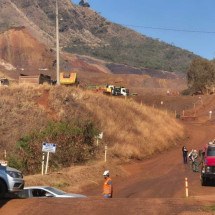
[42,143,57,175]
[45,152,50,175]
[95,132,103,146]
[41,153,45,175]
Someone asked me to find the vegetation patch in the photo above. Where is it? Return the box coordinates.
[9,120,99,174]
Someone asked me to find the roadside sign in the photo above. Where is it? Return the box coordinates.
[42,143,57,153]
[98,132,103,139]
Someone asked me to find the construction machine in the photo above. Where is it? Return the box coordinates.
[79,0,90,7]
[60,71,78,86]
[0,78,9,86]
[103,84,129,96]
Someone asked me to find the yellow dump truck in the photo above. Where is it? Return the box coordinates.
[60,72,78,85]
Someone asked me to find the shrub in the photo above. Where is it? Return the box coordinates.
[9,120,99,174]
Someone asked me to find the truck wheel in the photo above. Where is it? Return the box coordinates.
[0,180,7,198]
[201,177,207,186]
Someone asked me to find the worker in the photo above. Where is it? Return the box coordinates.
[182,146,188,164]
[189,149,199,172]
[102,170,113,198]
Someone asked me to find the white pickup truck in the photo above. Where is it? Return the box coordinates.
[0,165,24,198]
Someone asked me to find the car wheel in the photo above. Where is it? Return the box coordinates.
[201,177,207,186]
[0,180,7,198]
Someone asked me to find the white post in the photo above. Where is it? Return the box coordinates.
[4,150,6,159]
[42,153,45,175]
[105,145,108,162]
[56,0,60,85]
[209,111,212,120]
[185,177,189,197]
[45,152,50,174]
[183,110,185,116]
[96,138,99,146]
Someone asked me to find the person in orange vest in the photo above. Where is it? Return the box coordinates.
[102,170,113,198]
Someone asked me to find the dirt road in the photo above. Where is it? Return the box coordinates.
[1,99,215,214]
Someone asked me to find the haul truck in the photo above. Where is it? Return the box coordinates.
[201,141,215,186]
[103,84,129,96]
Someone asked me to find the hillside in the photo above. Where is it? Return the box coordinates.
[0,85,184,174]
[0,0,199,74]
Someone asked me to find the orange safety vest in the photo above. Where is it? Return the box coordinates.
[103,177,113,196]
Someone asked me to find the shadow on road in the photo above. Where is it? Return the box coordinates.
[0,193,20,208]
[0,198,11,209]
[203,181,215,187]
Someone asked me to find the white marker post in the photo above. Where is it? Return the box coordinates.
[105,145,108,162]
[185,177,189,197]
[209,111,212,120]
[4,150,6,159]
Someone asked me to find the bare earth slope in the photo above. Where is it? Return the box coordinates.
[1,95,215,214]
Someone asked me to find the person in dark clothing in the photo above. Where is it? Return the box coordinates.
[182,146,188,164]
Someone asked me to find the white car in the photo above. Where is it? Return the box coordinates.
[0,165,24,198]
[17,186,87,198]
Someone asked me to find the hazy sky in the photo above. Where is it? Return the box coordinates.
[72,0,215,60]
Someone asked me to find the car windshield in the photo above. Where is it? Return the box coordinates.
[45,187,67,195]
[207,147,215,156]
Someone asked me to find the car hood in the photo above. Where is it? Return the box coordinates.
[6,166,21,173]
[205,157,215,166]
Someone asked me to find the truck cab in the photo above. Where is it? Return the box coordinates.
[104,85,129,96]
[201,141,215,186]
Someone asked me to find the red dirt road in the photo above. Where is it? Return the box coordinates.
[1,97,215,214]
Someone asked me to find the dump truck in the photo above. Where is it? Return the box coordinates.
[19,74,53,85]
[60,72,78,86]
[103,84,129,96]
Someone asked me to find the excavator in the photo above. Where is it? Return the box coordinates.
[79,0,90,7]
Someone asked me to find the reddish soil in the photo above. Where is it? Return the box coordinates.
[1,95,215,214]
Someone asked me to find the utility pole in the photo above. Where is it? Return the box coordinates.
[56,0,60,85]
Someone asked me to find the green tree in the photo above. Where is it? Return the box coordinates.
[187,58,215,93]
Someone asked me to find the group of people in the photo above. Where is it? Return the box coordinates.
[182,146,199,172]
[102,146,202,198]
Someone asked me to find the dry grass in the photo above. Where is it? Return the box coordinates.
[0,84,186,192]
[81,92,184,159]
[0,84,184,167]
[24,160,122,193]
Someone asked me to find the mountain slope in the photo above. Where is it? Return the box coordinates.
[0,0,199,74]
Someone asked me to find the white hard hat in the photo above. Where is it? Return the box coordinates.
[103,170,109,176]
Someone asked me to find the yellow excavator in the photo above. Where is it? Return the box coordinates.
[60,71,78,86]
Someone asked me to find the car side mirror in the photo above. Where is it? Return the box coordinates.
[45,193,54,197]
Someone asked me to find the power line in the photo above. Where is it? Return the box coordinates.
[123,24,215,34]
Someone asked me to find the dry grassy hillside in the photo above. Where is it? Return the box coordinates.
[0,85,184,173]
